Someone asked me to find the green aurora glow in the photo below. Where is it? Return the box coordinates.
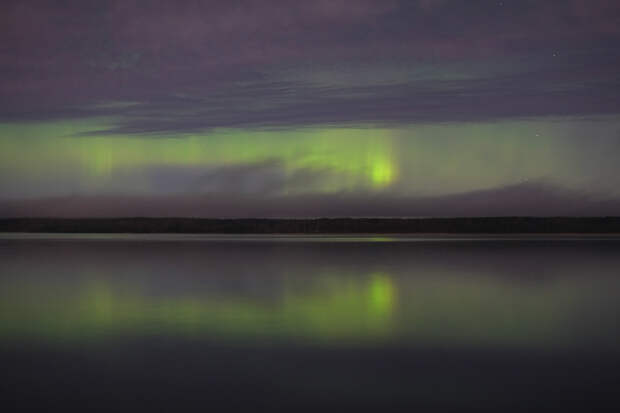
[1,115,620,199]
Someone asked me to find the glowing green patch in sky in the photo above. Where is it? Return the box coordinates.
[370,157,394,186]
[1,115,620,198]
[0,120,397,195]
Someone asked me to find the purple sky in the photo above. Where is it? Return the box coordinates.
[1,0,620,217]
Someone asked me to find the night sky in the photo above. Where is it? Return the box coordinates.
[1,0,620,217]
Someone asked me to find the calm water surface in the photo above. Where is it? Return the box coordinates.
[1,234,619,410]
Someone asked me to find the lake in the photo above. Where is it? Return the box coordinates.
[1,234,619,410]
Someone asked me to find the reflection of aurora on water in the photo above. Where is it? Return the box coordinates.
[2,267,619,349]
[0,273,396,343]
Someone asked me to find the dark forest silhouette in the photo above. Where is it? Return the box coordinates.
[1,217,620,233]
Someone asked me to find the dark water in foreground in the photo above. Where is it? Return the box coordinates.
[1,234,620,411]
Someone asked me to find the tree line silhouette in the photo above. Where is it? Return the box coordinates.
[1,217,620,233]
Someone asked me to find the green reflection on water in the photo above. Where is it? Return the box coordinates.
[0,274,396,344]
[369,273,394,319]
[0,271,617,349]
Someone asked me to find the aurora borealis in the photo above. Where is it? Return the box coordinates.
[2,0,620,217]
[4,4,620,409]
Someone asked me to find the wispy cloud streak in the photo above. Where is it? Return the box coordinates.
[2,182,618,218]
